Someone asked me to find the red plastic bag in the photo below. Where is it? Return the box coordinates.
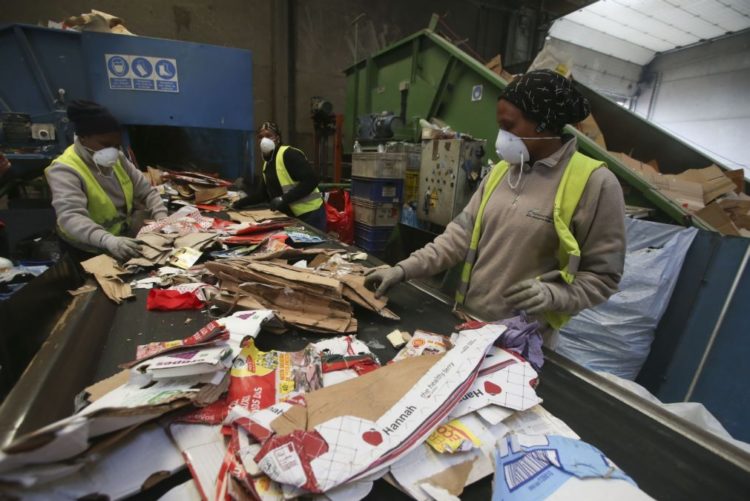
[325,190,354,244]
[146,289,204,311]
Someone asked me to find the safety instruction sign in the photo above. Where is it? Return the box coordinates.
[105,54,179,93]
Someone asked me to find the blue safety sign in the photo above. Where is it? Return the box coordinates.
[471,84,483,102]
[155,60,177,80]
[105,54,179,93]
[107,55,129,77]
[131,57,153,78]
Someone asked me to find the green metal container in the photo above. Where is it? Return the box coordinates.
[344,15,726,231]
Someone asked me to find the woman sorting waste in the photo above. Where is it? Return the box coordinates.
[233,121,326,231]
[45,100,168,261]
[366,70,626,348]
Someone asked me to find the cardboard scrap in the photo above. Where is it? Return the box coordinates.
[493,434,650,500]
[575,114,607,150]
[612,152,737,213]
[725,169,746,194]
[228,209,291,224]
[208,258,396,335]
[80,254,134,304]
[181,339,323,425]
[193,185,228,204]
[388,405,578,501]
[1,424,184,498]
[252,324,505,493]
[694,203,741,236]
[392,331,452,362]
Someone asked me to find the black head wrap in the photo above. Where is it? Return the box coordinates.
[500,70,590,132]
[67,100,120,136]
[259,121,282,142]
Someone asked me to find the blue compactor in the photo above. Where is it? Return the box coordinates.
[0,23,254,181]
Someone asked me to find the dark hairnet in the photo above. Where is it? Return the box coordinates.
[500,70,590,132]
[67,100,120,136]
[259,121,282,141]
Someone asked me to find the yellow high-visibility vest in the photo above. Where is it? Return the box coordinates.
[45,145,133,249]
[455,151,603,329]
[263,146,322,216]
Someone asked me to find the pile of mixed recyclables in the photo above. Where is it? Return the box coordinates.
[147,167,235,210]
[0,307,652,500]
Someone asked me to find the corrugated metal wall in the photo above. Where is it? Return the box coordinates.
[633,30,750,175]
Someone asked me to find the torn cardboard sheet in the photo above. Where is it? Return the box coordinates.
[208,260,358,334]
[253,324,506,493]
[138,206,216,237]
[694,203,741,236]
[2,424,184,499]
[80,254,134,304]
[181,339,323,425]
[339,274,400,320]
[389,405,579,500]
[493,434,650,501]
[450,347,540,419]
[169,424,226,500]
[228,210,291,224]
[612,153,736,211]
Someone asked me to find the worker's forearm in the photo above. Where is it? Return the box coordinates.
[545,270,621,315]
[398,215,471,280]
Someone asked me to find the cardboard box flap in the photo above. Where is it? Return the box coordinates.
[421,458,476,497]
[694,203,741,236]
[271,355,443,436]
[675,165,736,203]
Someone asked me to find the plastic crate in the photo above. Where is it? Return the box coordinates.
[355,222,393,243]
[352,152,407,179]
[351,178,404,203]
[352,197,399,227]
[354,235,387,253]
[354,222,393,253]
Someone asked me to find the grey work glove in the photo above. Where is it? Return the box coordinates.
[503,278,554,315]
[104,236,143,262]
[364,266,405,298]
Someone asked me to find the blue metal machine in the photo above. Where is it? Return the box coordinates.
[0,24,253,179]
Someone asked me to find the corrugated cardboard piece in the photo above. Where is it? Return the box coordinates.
[251,325,505,493]
[208,256,398,334]
[80,254,134,303]
[612,152,736,213]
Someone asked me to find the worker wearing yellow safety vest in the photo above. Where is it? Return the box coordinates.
[45,101,168,261]
[234,121,325,231]
[366,70,626,347]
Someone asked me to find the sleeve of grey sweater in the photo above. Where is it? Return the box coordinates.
[122,156,168,219]
[545,168,626,314]
[396,176,488,280]
[46,164,116,250]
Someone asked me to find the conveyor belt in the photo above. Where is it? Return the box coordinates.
[1,234,748,500]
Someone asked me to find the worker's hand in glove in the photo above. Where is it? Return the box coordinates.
[503,278,554,315]
[104,236,143,262]
[269,196,287,211]
[364,266,405,298]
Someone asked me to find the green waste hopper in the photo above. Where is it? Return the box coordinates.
[344,16,735,232]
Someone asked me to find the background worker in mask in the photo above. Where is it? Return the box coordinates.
[366,70,626,347]
[45,100,167,261]
[233,121,326,231]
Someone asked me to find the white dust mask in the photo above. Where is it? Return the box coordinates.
[260,137,276,155]
[92,147,119,168]
[495,129,530,167]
